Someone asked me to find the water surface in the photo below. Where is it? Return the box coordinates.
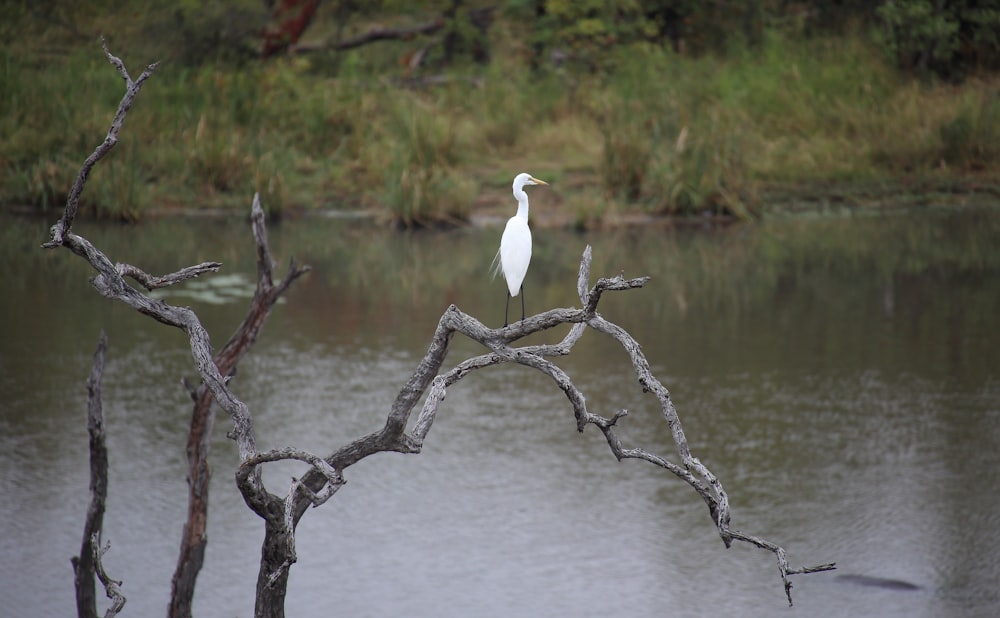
[0,207,998,617]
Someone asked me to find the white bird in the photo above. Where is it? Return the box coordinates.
[492,172,548,326]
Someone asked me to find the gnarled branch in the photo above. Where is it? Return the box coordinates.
[42,42,309,617]
[282,245,833,607]
[43,37,158,247]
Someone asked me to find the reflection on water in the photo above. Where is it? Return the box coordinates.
[0,208,998,617]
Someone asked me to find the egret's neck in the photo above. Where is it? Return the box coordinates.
[514,188,530,219]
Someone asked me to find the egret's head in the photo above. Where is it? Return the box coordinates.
[513,172,549,190]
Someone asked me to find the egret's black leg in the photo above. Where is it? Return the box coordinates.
[504,291,511,327]
[520,284,526,322]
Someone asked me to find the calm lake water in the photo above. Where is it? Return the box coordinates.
[1,206,998,617]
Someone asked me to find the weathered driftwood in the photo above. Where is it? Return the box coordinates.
[51,41,834,618]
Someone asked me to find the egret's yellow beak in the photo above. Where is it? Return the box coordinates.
[531,177,549,185]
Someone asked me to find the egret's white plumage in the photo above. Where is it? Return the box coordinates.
[492,172,548,325]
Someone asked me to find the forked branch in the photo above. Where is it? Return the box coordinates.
[289,245,833,607]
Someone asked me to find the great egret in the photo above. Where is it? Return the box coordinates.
[492,172,548,326]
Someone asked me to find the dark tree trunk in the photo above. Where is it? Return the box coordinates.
[169,196,309,616]
[168,387,215,618]
[261,0,321,58]
[255,512,293,618]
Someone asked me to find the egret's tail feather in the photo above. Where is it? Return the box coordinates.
[490,248,503,280]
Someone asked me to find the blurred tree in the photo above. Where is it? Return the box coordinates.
[519,0,689,70]
[156,0,269,64]
[876,0,1000,77]
[9,0,1000,79]
[441,0,495,65]
[511,0,788,71]
[262,0,323,59]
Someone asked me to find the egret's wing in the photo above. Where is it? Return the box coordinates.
[498,217,531,297]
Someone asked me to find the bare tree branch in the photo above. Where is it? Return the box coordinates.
[118,262,223,291]
[91,534,126,618]
[46,42,316,618]
[47,219,264,474]
[291,19,445,54]
[71,331,109,618]
[170,194,310,617]
[42,37,158,248]
[283,246,833,608]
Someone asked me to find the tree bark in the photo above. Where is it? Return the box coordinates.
[168,388,213,618]
[170,197,310,618]
[255,504,292,618]
[261,0,321,58]
[71,331,109,618]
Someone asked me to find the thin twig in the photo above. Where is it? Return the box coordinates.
[117,262,223,290]
[91,534,126,617]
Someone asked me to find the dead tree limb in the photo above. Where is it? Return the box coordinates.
[40,42,272,502]
[41,42,312,618]
[118,262,222,291]
[91,534,126,617]
[70,331,110,618]
[42,37,158,248]
[290,19,445,54]
[288,5,496,60]
[169,194,310,618]
[277,246,835,611]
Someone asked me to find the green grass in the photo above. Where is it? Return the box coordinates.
[3,15,1000,225]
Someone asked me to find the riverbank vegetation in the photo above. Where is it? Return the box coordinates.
[3,1,1000,226]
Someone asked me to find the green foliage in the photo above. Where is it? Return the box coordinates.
[938,94,1000,167]
[378,99,476,227]
[4,2,1000,225]
[86,135,150,220]
[527,0,681,70]
[877,0,1000,77]
[597,45,757,218]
